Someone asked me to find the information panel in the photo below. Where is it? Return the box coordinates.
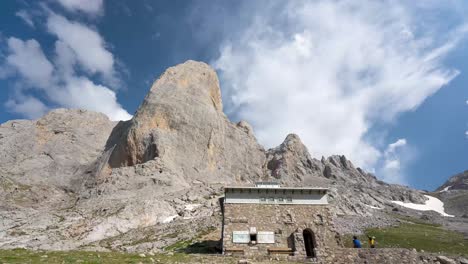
[232,231,250,243]
[257,231,275,244]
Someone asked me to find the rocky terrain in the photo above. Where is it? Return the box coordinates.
[0,60,463,255]
[435,170,468,217]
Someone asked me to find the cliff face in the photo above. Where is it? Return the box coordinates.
[0,60,429,252]
[106,61,265,184]
[0,109,115,188]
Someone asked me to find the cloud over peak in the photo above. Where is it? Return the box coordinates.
[212,1,466,182]
[47,13,115,82]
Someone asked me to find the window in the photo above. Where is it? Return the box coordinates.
[257,231,275,244]
[286,197,292,203]
[278,197,284,202]
[232,231,250,243]
[260,197,266,202]
[269,197,275,202]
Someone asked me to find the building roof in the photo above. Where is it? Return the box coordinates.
[224,186,329,191]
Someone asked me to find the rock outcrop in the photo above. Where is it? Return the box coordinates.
[264,134,322,183]
[435,171,468,217]
[106,60,265,184]
[0,109,115,188]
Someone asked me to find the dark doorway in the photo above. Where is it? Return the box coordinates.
[250,234,257,244]
[303,229,316,258]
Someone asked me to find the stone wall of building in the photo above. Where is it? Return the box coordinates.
[222,203,341,259]
[222,203,465,264]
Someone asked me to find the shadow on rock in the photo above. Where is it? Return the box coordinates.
[183,240,221,254]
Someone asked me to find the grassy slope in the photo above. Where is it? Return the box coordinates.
[0,249,237,264]
[344,219,468,256]
[0,249,302,264]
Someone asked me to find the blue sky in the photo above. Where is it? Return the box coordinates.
[0,0,467,191]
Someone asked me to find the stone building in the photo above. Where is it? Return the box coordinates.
[221,182,340,260]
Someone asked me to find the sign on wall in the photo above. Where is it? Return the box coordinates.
[232,231,250,243]
[257,231,275,244]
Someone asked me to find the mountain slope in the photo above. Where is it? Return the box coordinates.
[435,170,468,217]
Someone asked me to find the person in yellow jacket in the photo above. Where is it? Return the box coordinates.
[367,235,376,248]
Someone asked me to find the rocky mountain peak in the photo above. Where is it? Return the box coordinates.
[435,170,468,217]
[138,60,223,117]
[0,108,115,188]
[106,60,265,183]
[436,170,468,192]
[264,133,320,183]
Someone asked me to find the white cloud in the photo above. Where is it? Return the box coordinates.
[56,0,103,15]
[6,38,53,88]
[5,95,48,119]
[384,139,407,156]
[46,13,116,82]
[379,138,409,184]
[15,10,34,28]
[58,76,132,121]
[3,37,131,121]
[212,1,466,177]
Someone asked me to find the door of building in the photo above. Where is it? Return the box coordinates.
[303,229,316,258]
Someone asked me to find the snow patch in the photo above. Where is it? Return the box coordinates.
[364,204,382,210]
[391,195,454,217]
[439,186,451,192]
[162,215,178,223]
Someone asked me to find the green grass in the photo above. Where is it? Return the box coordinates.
[0,249,155,264]
[344,220,468,256]
[390,213,441,227]
[164,239,194,252]
[164,227,218,253]
[0,248,303,264]
[0,248,231,264]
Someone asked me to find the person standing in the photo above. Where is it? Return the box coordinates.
[367,235,376,248]
[353,236,362,248]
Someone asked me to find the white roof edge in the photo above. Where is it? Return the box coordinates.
[224,186,329,190]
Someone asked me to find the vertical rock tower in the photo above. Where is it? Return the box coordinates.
[107,61,265,183]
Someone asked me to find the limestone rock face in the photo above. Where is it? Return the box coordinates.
[265,134,323,183]
[263,133,426,217]
[0,109,116,188]
[107,60,265,184]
